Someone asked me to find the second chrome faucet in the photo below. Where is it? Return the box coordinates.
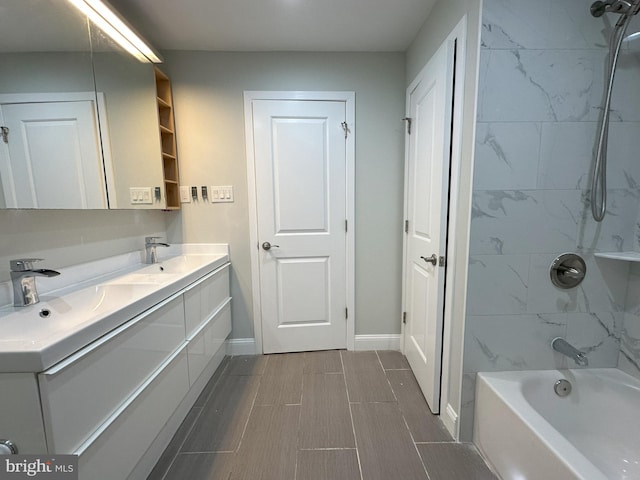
[145,237,170,264]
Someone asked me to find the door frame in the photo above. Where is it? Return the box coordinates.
[243,91,356,354]
[401,16,467,433]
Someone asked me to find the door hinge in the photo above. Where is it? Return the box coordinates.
[404,220,409,233]
[402,312,407,324]
[345,219,348,233]
[341,121,350,139]
[402,117,412,135]
[345,307,348,319]
[1,126,8,144]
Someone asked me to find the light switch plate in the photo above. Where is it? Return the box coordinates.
[179,186,191,203]
[129,187,153,204]
[210,185,234,203]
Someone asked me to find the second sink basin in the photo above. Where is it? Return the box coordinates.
[140,254,223,275]
[103,273,181,285]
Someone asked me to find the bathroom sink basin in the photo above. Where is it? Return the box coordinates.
[0,283,156,336]
[140,254,223,275]
[103,273,181,285]
[0,246,229,373]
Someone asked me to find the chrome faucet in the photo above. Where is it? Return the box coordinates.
[552,337,589,367]
[10,259,60,307]
[145,237,170,264]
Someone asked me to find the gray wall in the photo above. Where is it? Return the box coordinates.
[405,0,482,436]
[162,51,406,339]
[0,209,168,283]
[461,0,640,440]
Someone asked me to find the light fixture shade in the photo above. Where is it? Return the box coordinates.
[67,0,162,63]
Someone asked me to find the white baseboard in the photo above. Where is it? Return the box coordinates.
[226,335,401,354]
[353,334,401,351]
[226,338,257,355]
[443,403,458,438]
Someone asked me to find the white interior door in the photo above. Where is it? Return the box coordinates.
[0,100,106,209]
[403,40,455,414]
[251,99,348,354]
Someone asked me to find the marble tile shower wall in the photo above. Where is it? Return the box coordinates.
[460,0,640,439]
[622,264,640,380]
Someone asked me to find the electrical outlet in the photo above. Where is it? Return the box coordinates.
[179,186,191,203]
[210,185,234,203]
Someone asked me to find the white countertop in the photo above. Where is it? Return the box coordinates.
[0,244,229,373]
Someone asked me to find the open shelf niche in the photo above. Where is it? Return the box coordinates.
[155,67,180,210]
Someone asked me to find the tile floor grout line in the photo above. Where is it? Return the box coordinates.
[196,356,231,407]
[178,450,236,455]
[157,354,232,480]
[341,350,365,480]
[383,358,433,480]
[294,366,307,480]
[154,355,232,479]
[298,447,358,451]
[414,441,459,445]
[232,356,266,456]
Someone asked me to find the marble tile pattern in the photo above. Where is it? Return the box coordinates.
[462,0,640,440]
[620,264,640,380]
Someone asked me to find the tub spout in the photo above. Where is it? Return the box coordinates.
[552,337,589,366]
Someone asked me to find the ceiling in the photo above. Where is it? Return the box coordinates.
[106,0,437,52]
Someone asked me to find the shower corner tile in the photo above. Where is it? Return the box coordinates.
[458,373,477,443]
[618,350,640,382]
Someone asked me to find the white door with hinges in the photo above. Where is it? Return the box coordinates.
[0,99,106,209]
[403,38,455,414]
[249,98,349,353]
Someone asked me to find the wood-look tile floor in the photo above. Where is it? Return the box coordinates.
[148,351,497,480]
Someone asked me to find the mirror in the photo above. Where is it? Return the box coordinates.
[0,0,167,210]
[0,0,104,209]
[90,23,165,209]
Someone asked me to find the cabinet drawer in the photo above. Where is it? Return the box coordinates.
[187,299,231,384]
[184,264,230,337]
[0,373,47,454]
[76,347,189,480]
[38,294,185,454]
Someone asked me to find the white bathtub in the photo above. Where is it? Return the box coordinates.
[473,369,640,480]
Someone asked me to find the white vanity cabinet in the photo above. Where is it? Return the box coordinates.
[38,294,186,454]
[0,258,231,480]
[184,266,232,384]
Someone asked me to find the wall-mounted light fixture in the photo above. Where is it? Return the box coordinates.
[67,0,162,63]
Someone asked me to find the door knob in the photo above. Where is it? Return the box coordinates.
[262,242,280,251]
[420,254,438,265]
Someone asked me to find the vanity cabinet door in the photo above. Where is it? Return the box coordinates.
[183,264,230,337]
[38,294,185,454]
[187,300,232,385]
